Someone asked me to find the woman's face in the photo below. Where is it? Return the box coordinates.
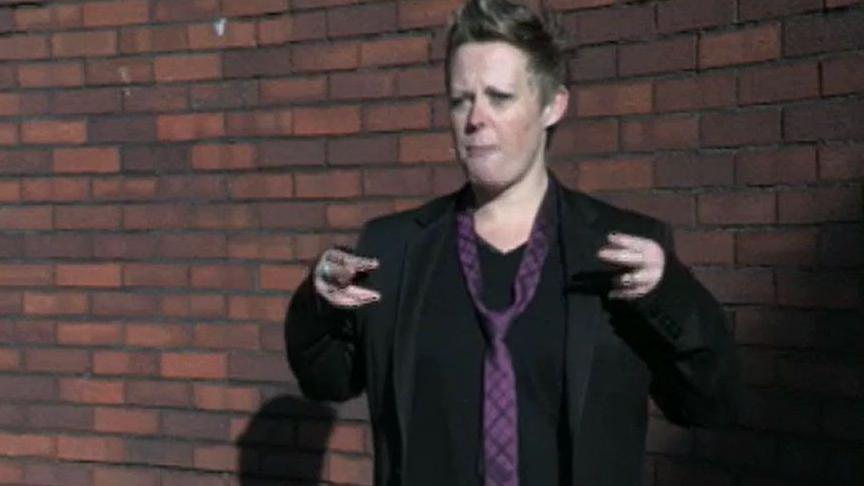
[448,41,566,192]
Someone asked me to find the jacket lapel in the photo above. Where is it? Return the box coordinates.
[391,188,464,472]
[555,180,610,440]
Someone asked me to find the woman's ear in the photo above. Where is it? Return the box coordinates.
[542,85,569,129]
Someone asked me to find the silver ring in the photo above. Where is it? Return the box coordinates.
[319,261,332,280]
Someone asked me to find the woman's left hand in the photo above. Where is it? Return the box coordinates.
[596,232,666,300]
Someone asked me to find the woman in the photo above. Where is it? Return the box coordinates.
[285,0,740,484]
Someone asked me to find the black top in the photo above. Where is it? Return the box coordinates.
[404,220,569,485]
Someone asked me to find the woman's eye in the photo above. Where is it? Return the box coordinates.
[489,92,513,104]
[450,98,465,108]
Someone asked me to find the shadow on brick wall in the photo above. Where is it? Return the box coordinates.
[237,395,335,485]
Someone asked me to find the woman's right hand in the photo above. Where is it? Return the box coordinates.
[313,248,380,309]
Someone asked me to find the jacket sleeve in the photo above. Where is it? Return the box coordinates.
[611,223,742,427]
[283,231,374,403]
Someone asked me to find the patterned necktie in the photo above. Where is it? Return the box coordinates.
[455,196,552,486]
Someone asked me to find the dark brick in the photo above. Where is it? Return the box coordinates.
[259,140,325,167]
[223,47,292,78]
[658,0,734,33]
[123,145,189,173]
[327,3,396,37]
[785,10,864,57]
[784,99,864,142]
[89,116,156,143]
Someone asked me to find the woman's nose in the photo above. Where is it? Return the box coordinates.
[466,102,488,132]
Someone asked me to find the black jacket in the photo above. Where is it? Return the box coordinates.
[285,180,741,486]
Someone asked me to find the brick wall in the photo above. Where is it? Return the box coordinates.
[0,0,860,484]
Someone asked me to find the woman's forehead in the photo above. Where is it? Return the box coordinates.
[449,41,533,88]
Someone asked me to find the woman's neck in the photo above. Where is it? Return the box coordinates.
[471,168,549,252]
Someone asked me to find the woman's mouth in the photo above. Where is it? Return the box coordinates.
[465,145,497,158]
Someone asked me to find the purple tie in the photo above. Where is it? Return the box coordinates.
[455,200,551,486]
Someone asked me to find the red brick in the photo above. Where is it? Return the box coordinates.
[122,264,187,288]
[22,120,86,145]
[83,0,148,27]
[329,136,398,167]
[162,353,227,379]
[397,66,445,96]
[190,266,253,290]
[784,99,864,142]
[361,36,428,67]
[194,384,260,411]
[228,295,287,322]
[260,76,327,103]
[52,31,117,57]
[26,349,89,373]
[778,187,862,224]
[160,294,226,318]
[21,178,88,202]
[93,234,157,259]
[229,174,293,199]
[823,55,864,96]
[56,206,121,230]
[24,292,88,315]
[657,0,734,33]
[819,144,864,181]
[223,0,287,16]
[701,109,781,147]
[619,36,696,76]
[259,265,307,291]
[194,205,256,230]
[126,380,192,407]
[57,436,124,462]
[622,116,698,152]
[694,267,774,304]
[399,0,461,28]
[294,106,360,136]
[295,170,361,199]
[123,86,188,113]
[60,378,123,404]
[294,42,359,72]
[228,235,293,261]
[784,10,864,57]
[549,120,618,157]
[94,407,158,435]
[328,3,396,37]
[0,123,16,146]
[777,271,860,309]
[739,0,821,20]
[190,143,255,171]
[0,459,22,482]
[700,24,781,68]
[194,445,238,472]
[85,57,151,86]
[365,101,430,132]
[225,110,292,137]
[545,0,613,10]
[57,323,122,346]
[737,229,819,265]
[93,467,159,486]
[736,146,817,185]
[576,82,652,117]
[576,158,653,192]
[328,454,373,485]
[0,264,51,286]
[158,234,227,259]
[154,0,218,21]
[120,24,188,54]
[739,63,819,105]
[399,132,453,163]
[154,54,221,83]
[0,206,52,230]
[0,93,20,116]
[364,167,432,197]
[826,0,863,5]
[187,21,255,50]
[0,34,49,60]
[0,179,18,201]
[0,349,20,370]
[122,204,189,230]
[194,324,260,350]
[565,5,655,45]
[56,264,122,288]
[53,147,119,174]
[258,12,326,44]
[0,433,54,457]
[92,292,158,317]
[698,192,776,225]
[158,113,224,141]
[327,201,394,230]
[331,71,395,100]
[674,230,734,265]
[93,177,158,201]
[126,324,190,348]
[18,62,83,87]
[568,45,616,82]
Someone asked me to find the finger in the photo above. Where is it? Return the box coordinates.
[606,232,653,250]
[617,269,657,287]
[608,288,646,300]
[597,247,643,268]
[324,249,379,273]
[324,284,381,309]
